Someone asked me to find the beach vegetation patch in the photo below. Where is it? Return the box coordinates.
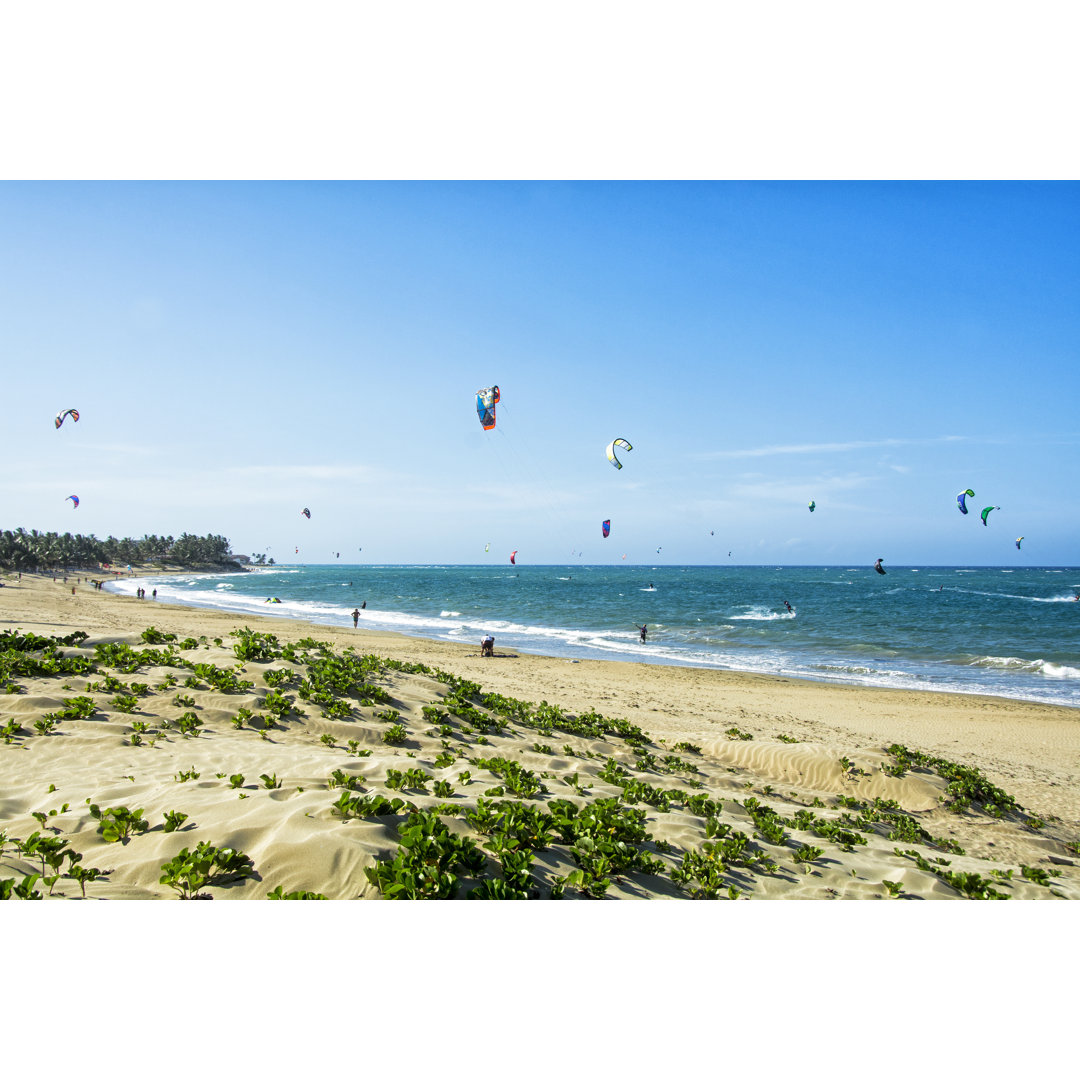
[162,811,190,833]
[230,628,282,663]
[188,662,255,695]
[0,873,42,899]
[89,804,149,844]
[937,869,1011,899]
[267,886,327,899]
[176,711,203,737]
[382,723,408,745]
[364,809,485,900]
[259,773,282,789]
[331,792,414,819]
[159,842,255,899]
[2,718,26,742]
[326,768,360,791]
[478,757,547,798]
[175,767,200,782]
[1020,865,1059,887]
[792,844,824,868]
[725,726,753,740]
[140,627,177,644]
[68,863,106,898]
[44,695,97,720]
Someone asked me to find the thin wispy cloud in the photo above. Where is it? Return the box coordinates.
[699,436,967,460]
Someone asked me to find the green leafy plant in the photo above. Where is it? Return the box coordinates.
[382,723,408,745]
[68,863,105,898]
[259,773,282,789]
[162,810,190,833]
[159,842,255,899]
[792,844,824,869]
[327,768,360,791]
[89,804,149,844]
[364,810,485,900]
[176,711,203,738]
[267,886,327,899]
[175,767,200,783]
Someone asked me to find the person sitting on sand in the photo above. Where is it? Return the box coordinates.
[481,635,494,657]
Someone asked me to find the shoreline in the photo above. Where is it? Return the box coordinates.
[3,569,1078,899]
[106,565,1080,711]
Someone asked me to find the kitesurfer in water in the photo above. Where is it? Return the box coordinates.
[637,624,648,644]
[783,600,793,613]
[874,559,886,575]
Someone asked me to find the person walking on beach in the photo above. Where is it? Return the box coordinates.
[351,607,360,628]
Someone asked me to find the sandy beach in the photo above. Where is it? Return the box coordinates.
[2,569,1078,901]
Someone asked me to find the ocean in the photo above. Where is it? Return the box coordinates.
[108,564,1080,709]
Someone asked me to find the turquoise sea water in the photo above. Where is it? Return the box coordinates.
[110,564,1080,708]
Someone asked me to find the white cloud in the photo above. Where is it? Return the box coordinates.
[698,435,967,460]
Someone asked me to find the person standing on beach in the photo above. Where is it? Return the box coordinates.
[637,624,647,644]
[351,608,360,628]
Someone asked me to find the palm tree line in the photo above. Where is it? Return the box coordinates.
[0,529,240,572]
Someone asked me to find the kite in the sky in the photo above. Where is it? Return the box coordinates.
[981,506,999,526]
[301,508,311,519]
[874,558,886,575]
[55,408,80,429]
[66,495,79,509]
[510,550,517,565]
[477,386,500,430]
[485,543,490,552]
[808,500,816,512]
[1015,536,1024,550]
[602,519,611,538]
[957,489,975,514]
[606,437,633,469]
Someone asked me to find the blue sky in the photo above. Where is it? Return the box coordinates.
[2,180,1078,565]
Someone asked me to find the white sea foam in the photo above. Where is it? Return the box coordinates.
[729,606,796,622]
[968,656,1080,680]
